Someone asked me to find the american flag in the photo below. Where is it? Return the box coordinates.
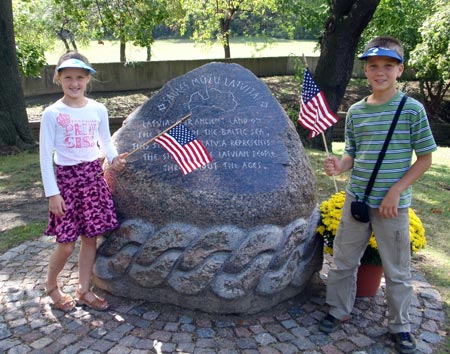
[298,68,339,138]
[154,123,212,175]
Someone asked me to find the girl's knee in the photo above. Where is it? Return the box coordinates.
[56,242,76,258]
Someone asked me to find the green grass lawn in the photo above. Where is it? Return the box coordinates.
[45,38,320,64]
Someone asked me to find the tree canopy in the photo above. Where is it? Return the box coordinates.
[51,0,174,61]
[358,0,449,118]
[359,0,432,62]
[2,0,449,152]
[176,0,280,58]
[13,0,52,77]
[409,0,450,118]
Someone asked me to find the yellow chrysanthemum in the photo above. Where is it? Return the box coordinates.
[324,246,334,256]
[368,234,378,250]
[316,191,426,264]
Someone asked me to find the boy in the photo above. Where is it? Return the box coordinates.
[318,36,437,354]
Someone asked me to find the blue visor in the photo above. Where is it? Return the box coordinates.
[358,47,404,63]
[56,58,96,74]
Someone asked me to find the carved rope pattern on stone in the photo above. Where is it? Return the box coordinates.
[95,209,321,299]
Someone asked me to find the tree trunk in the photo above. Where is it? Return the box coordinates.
[220,16,232,58]
[311,0,380,151]
[0,0,36,153]
[223,33,231,59]
[421,79,450,119]
[70,38,78,51]
[120,41,126,62]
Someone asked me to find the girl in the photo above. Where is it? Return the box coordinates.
[39,51,127,311]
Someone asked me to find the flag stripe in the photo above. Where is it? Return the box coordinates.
[190,140,212,165]
[155,135,193,174]
[298,68,339,138]
[162,137,200,173]
[154,123,213,175]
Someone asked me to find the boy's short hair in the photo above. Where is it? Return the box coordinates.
[359,36,404,63]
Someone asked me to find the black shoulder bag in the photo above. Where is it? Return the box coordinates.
[351,95,408,223]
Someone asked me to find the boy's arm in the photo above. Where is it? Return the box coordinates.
[378,153,433,218]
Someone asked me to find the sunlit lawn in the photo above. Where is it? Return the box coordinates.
[45,38,320,64]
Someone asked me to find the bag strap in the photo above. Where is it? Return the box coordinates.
[362,94,408,202]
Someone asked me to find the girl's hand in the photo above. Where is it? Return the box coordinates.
[49,194,66,217]
[111,153,128,172]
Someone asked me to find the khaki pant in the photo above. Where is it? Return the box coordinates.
[326,193,412,333]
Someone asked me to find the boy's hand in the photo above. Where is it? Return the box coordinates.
[378,188,401,218]
[324,156,341,176]
[48,194,66,217]
[324,155,354,176]
[111,153,128,172]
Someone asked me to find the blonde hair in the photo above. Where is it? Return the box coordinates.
[364,36,404,60]
[53,51,93,84]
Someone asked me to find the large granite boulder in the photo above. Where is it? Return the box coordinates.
[93,62,322,314]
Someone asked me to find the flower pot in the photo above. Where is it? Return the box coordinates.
[356,264,384,297]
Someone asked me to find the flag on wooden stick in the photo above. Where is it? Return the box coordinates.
[298,68,339,138]
[154,123,212,175]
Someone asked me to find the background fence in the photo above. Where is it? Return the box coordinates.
[22,56,309,97]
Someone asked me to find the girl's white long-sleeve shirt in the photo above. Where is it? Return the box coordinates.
[39,98,118,197]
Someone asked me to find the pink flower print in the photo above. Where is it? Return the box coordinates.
[57,114,71,127]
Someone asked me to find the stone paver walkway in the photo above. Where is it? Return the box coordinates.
[0,236,445,354]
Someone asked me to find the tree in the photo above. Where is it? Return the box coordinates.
[351,0,449,119]
[359,0,432,63]
[310,0,381,150]
[177,0,279,59]
[54,0,171,62]
[13,0,52,77]
[409,0,450,119]
[128,0,175,61]
[52,2,92,52]
[0,0,36,152]
[13,0,94,77]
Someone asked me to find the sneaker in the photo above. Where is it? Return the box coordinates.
[392,332,416,354]
[319,313,341,333]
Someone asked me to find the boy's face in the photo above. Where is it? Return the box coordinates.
[363,56,404,95]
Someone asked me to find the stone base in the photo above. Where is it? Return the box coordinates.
[93,210,323,314]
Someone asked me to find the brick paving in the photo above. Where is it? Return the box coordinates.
[0,236,445,353]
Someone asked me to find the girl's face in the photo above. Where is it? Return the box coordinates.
[57,67,91,104]
[364,56,404,95]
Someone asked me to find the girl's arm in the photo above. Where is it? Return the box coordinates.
[97,104,119,164]
[39,110,60,197]
[97,103,128,171]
